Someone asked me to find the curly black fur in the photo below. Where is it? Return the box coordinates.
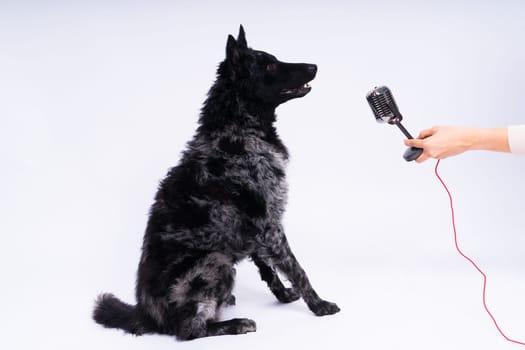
[93,25,339,341]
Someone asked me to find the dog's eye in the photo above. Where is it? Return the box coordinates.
[266,63,277,72]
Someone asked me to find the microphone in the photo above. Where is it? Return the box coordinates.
[366,86,423,162]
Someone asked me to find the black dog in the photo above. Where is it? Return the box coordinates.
[93,25,339,341]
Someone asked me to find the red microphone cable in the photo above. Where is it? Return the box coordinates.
[434,159,525,346]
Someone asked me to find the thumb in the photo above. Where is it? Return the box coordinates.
[404,138,425,148]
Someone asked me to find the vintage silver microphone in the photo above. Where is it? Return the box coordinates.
[366,86,423,161]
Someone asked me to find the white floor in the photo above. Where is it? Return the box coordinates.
[4,248,525,350]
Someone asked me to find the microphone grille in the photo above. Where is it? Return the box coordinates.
[366,86,401,123]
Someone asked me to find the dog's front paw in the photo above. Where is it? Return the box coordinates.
[224,294,236,306]
[309,300,340,316]
[275,287,300,303]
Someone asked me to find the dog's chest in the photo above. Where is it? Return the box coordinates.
[243,136,288,213]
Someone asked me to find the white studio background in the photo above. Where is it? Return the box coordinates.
[1,1,525,349]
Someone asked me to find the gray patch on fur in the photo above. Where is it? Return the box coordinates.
[168,253,233,304]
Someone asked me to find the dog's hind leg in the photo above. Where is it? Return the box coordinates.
[166,252,255,340]
[206,318,256,336]
[251,253,300,303]
[170,299,256,340]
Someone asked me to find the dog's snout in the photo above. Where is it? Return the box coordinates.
[307,64,317,76]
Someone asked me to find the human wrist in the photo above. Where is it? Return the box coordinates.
[463,127,484,151]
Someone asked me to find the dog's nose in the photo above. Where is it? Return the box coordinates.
[307,65,317,75]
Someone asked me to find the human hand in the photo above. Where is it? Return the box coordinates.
[404,126,481,163]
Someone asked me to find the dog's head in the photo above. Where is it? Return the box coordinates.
[220,25,317,109]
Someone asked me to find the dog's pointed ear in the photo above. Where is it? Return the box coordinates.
[226,34,240,63]
[237,25,247,49]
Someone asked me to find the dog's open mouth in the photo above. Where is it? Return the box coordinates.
[280,82,312,98]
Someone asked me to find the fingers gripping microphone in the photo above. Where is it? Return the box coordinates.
[366,86,423,162]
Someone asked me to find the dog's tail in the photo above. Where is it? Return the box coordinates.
[93,293,153,335]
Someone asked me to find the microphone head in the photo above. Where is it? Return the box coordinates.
[366,85,403,124]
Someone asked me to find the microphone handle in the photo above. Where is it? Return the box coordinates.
[395,122,414,139]
[395,121,424,162]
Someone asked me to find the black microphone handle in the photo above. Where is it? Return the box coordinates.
[395,121,424,161]
[395,122,414,139]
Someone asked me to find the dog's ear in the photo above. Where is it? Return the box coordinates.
[225,34,242,80]
[226,34,240,63]
[237,25,247,49]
